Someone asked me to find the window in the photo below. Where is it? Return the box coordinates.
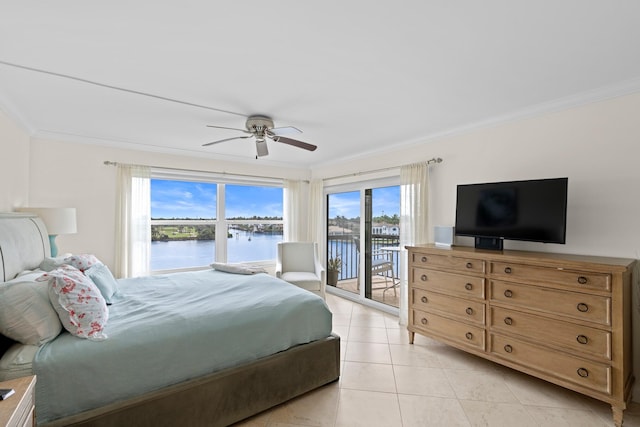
[150,177,283,272]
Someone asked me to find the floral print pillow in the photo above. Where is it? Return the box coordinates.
[64,254,102,272]
[37,265,108,341]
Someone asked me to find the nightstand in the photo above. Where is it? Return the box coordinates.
[0,375,36,427]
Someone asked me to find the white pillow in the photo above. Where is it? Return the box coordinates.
[210,262,267,275]
[37,265,109,341]
[64,254,102,272]
[0,279,62,345]
[84,263,119,304]
[39,257,69,272]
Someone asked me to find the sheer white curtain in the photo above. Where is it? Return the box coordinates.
[115,164,151,278]
[283,179,324,252]
[308,179,325,256]
[399,162,430,325]
[283,179,309,242]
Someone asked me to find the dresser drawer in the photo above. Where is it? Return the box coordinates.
[411,252,485,274]
[412,288,485,325]
[490,334,611,395]
[490,280,611,326]
[411,267,485,299]
[489,307,611,360]
[490,261,611,292]
[411,309,485,351]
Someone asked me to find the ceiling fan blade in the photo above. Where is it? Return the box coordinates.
[202,135,252,147]
[256,140,269,157]
[268,126,302,136]
[206,124,251,133]
[272,136,317,151]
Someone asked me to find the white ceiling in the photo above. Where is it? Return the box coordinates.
[1,1,640,168]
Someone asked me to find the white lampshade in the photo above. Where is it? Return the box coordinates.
[16,207,77,235]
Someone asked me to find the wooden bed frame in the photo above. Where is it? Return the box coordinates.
[0,213,340,426]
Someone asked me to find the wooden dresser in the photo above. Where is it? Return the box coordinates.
[407,244,635,427]
[0,375,36,427]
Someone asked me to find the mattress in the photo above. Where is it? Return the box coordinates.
[0,342,37,381]
[33,269,332,424]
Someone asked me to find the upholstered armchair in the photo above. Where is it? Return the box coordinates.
[276,242,325,299]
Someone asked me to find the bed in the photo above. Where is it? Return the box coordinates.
[0,213,340,426]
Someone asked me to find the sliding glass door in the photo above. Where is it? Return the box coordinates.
[326,182,400,309]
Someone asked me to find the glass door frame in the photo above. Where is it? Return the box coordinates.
[324,176,400,316]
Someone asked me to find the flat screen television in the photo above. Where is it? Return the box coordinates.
[455,177,568,250]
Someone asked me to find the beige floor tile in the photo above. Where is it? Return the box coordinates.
[394,365,456,397]
[349,312,387,328]
[386,327,412,345]
[347,326,389,343]
[384,315,402,329]
[398,394,471,427]
[335,389,402,427]
[331,313,352,327]
[389,343,442,368]
[525,405,612,427]
[341,361,397,393]
[267,383,340,427]
[331,324,349,342]
[502,369,590,410]
[445,369,519,403]
[459,400,539,427]
[344,341,391,364]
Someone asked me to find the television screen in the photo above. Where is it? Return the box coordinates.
[455,178,568,245]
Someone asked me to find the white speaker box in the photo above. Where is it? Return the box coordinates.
[434,226,454,247]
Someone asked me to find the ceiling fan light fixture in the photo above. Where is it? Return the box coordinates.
[255,140,269,157]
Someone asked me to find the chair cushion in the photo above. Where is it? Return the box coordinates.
[280,272,322,291]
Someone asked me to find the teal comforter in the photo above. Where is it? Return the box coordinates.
[34,270,332,424]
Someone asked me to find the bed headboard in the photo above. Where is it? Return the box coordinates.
[0,213,51,282]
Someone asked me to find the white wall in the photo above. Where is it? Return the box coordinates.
[314,93,640,259]
[0,110,30,211]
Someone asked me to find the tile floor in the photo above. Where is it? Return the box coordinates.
[236,294,640,427]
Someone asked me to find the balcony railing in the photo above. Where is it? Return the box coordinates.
[327,234,400,281]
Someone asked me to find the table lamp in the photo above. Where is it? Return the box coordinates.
[16,207,77,257]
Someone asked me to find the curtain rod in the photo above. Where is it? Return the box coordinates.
[103,161,292,183]
[104,156,442,184]
[322,157,442,181]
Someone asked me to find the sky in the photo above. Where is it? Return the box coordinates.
[328,186,400,219]
[151,180,399,219]
[151,180,283,219]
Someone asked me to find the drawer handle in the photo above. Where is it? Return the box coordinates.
[421,296,428,303]
[466,307,474,315]
[504,267,512,274]
[421,318,428,325]
[504,344,513,353]
[577,368,589,378]
[466,262,473,269]
[421,274,428,281]
[504,289,513,298]
[504,317,513,326]
[421,256,428,263]
[576,335,589,345]
[465,283,473,291]
[465,332,473,340]
[577,276,588,285]
[577,303,589,313]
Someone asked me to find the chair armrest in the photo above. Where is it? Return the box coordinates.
[275,259,283,278]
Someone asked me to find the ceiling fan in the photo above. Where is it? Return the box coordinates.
[203,115,317,157]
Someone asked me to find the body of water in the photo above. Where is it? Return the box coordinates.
[151,231,282,271]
